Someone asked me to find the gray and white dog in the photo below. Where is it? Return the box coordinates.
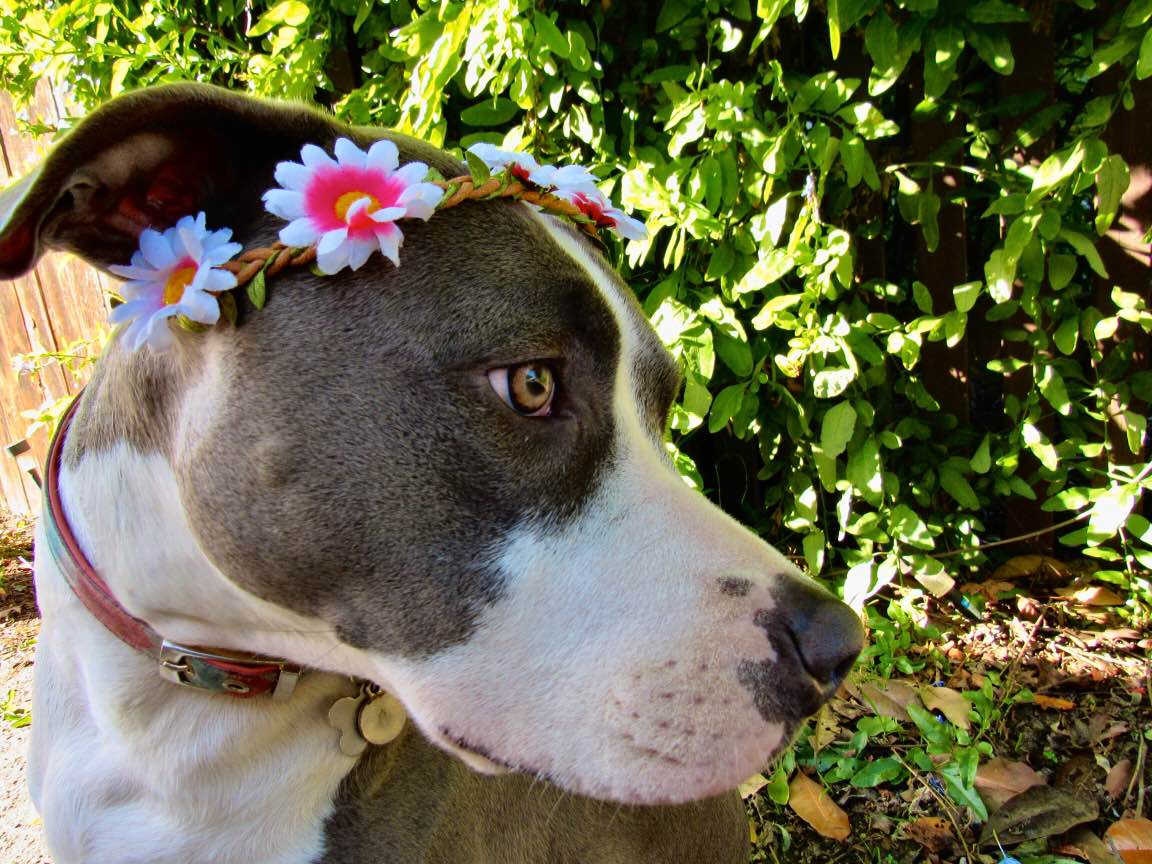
[0,84,863,864]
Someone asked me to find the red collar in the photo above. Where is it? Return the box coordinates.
[43,394,301,700]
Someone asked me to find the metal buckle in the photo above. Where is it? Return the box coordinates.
[158,640,301,700]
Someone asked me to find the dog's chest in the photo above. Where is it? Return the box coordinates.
[317,734,748,864]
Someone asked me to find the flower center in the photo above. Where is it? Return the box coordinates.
[164,265,197,305]
[335,191,380,222]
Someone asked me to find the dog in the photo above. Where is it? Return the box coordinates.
[0,83,863,864]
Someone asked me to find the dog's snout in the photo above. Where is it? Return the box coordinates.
[776,577,864,691]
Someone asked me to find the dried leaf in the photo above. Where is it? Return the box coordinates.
[919,685,973,730]
[738,772,768,799]
[979,785,1098,846]
[904,816,954,853]
[993,554,1070,581]
[809,704,842,754]
[974,758,1047,811]
[1057,584,1126,606]
[857,679,922,722]
[1106,817,1152,863]
[1033,694,1077,710]
[788,772,851,841]
[1105,759,1133,800]
[1055,826,1125,864]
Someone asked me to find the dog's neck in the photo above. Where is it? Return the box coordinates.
[32,401,365,864]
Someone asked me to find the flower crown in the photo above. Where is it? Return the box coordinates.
[109,141,647,353]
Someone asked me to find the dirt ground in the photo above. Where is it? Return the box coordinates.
[0,515,47,864]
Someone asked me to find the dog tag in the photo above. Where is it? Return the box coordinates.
[328,683,406,756]
[356,690,406,746]
[328,692,369,757]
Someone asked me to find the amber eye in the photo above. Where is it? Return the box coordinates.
[487,363,556,416]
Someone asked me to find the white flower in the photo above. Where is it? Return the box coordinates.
[466,143,601,197]
[107,213,240,353]
[262,137,445,274]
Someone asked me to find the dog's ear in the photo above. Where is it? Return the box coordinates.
[0,83,351,278]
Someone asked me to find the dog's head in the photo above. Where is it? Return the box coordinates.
[0,84,862,805]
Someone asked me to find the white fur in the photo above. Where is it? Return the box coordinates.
[31,448,377,864]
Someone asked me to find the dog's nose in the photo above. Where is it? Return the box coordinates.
[776,577,864,691]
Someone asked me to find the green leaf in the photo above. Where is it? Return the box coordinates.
[1059,229,1109,278]
[847,438,883,505]
[1048,254,1077,291]
[890,504,935,550]
[465,150,493,183]
[247,269,267,310]
[952,281,981,313]
[533,12,570,58]
[971,434,992,474]
[912,281,933,314]
[459,98,520,126]
[1038,365,1072,416]
[940,467,980,509]
[937,760,988,821]
[803,530,826,573]
[967,25,1015,75]
[714,331,753,376]
[708,384,745,433]
[827,0,841,58]
[850,757,905,788]
[249,0,310,37]
[1124,0,1152,27]
[1139,28,1152,78]
[821,401,858,458]
[813,367,856,398]
[1031,145,1084,193]
[1053,316,1080,355]
[1095,155,1131,234]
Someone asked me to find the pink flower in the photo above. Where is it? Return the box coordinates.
[263,138,444,274]
[107,212,239,352]
[554,188,648,241]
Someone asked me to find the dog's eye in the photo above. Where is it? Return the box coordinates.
[487,364,556,416]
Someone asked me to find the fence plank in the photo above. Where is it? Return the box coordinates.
[1,85,106,512]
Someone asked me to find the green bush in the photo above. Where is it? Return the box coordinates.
[2,0,1150,610]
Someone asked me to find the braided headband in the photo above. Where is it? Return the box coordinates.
[107,141,647,353]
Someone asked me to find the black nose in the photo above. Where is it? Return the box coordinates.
[776,577,864,690]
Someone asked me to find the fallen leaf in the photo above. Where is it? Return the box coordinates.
[1033,694,1077,710]
[974,758,1047,811]
[918,685,973,730]
[1105,759,1133,800]
[857,680,922,722]
[1105,817,1152,863]
[1056,826,1125,864]
[979,785,1098,847]
[994,555,1070,581]
[904,816,954,853]
[1058,584,1126,606]
[788,772,851,841]
[738,773,768,799]
[809,704,842,754]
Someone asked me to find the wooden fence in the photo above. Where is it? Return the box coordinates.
[0,83,108,515]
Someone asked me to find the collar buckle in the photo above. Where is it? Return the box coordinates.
[159,640,301,700]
